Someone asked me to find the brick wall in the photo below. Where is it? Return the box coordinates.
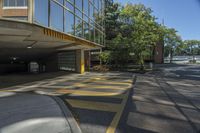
[0,0,3,16]
[0,0,28,18]
[154,41,164,64]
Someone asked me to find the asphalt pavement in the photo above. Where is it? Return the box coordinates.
[117,64,200,133]
[0,93,81,133]
[0,65,199,133]
[0,72,134,133]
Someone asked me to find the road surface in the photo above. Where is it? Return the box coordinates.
[119,64,200,133]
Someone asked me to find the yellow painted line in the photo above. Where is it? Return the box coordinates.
[66,99,121,112]
[92,77,108,80]
[75,84,131,90]
[57,89,127,98]
[0,90,15,92]
[77,76,132,84]
[106,90,130,133]
[91,81,132,86]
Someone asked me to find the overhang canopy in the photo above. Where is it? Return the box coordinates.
[0,19,103,62]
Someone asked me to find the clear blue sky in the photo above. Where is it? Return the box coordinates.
[114,0,200,40]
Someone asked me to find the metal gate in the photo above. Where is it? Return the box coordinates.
[58,51,76,72]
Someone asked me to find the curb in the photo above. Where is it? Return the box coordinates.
[52,96,82,133]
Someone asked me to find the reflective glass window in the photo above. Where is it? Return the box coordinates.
[83,15,89,23]
[75,9,82,18]
[3,0,27,7]
[66,1,74,11]
[94,8,98,22]
[75,17,82,37]
[55,0,63,5]
[34,0,49,26]
[89,3,94,20]
[68,0,74,4]
[33,0,105,45]
[65,10,75,35]
[95,28,100,44]
[83,22,89,40]
[90,0,94,4]
[99,0,102,12]
[94,0,98,9]
[89,25,94,41]
[75,0,82,11]
[50,1,64,31]
[83,0,89,16]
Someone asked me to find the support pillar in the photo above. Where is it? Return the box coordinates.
[76,49,85,74]
[100,48,102,65]
[28,0,34,23]
[84,50,91,71]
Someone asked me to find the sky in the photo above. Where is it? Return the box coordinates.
[114,0,200,40]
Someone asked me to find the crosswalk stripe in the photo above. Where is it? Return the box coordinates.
[66,99,121,112]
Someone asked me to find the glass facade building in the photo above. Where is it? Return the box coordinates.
[0,0,105,74]
[0,0,105,46]
[34,0,105,46]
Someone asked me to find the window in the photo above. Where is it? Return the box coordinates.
[34,0,49,26]
[3,0,27,7]
[75,16,83,37]
[32,0,105,45]
[83,0,89,16]
[65,10,75,35]
[66,1,74,11]
[75,0,82,11]
[89,3,94,20]
[50,1,64,31]
[94,0,98,10]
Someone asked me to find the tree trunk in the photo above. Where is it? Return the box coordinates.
[139,54,145,71]
[191,45,195,63]
[170,48,173,64]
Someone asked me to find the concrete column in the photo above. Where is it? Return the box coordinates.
[84,50,91,71]
[76,49,85,74]
[100,48,102,65]
[28,0,34,23]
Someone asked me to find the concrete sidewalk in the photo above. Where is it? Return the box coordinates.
[0,92,81,133]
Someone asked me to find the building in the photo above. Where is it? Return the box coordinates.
[153,41,164,64]
[0,0,105,74]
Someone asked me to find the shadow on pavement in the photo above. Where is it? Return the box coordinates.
[0,72,135,133]
[0,72,74,89]
[117,75,200,133]
[0,92,80,133]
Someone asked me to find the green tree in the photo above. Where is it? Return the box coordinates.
[163,28,182,63]
[99,51,111,65]
[120,4,161,70]
[184,40,200,63]
[105,1,121,40]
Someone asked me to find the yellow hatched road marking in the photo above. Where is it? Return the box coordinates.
[90,81,132,85]
[0,90,16,92]
[75,84,131,90]
[57,89,127,99]
[66,99,121,112]
[106,90,130,133]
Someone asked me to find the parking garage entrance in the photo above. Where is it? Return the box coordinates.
[58,51,76,72]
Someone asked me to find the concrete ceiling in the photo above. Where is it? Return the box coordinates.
[0,20,97,62]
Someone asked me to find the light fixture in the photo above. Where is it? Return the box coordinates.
[26,41,37,49]
[27,46,32,49]
[10,57,19,61]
